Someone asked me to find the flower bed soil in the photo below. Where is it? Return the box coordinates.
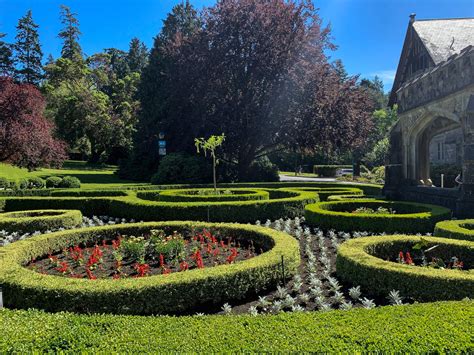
[27,229,259,280]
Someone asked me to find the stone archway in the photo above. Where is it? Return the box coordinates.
[410,114,461,183]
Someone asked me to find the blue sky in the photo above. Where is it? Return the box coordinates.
[0,0,473,91]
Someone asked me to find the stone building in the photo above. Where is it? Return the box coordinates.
[384,15,474,216]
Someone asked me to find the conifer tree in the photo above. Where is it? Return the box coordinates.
[58,5,82,62]
[127,38,148,73]
[0,33,15,76]
[14,10,43,84]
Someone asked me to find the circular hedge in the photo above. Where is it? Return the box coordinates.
[0,221,300,315]
[434,219,474,242]
[304,200,451,233]
[286,187,363,201]
[336,235,474,301]
[154,188,270,202]
[0,209,83,233]
[327,194,383,201]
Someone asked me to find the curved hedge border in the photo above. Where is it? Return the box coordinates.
[0,209,83,233]
[155,188,270,202]
[0,301,472,352]
[336,235,474,301]
[285,187,363,201]
[305,200,451,233]
[434,219,474,242]
[1,189,317,223]
[0,221,300,315]
[327,194,383,201]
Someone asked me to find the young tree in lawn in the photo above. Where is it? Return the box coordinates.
[0,77,67,170]
[58,5,82,62]
[0,33,15,76]
[195,134,225,192]
[14,10,43,85]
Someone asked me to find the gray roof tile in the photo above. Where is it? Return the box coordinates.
[413,18,474,64]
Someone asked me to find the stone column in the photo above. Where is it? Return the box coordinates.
[456,95,474,218]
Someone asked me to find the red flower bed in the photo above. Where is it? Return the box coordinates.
[27,229,259,279]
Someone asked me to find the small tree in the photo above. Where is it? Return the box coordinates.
[195,134,225,192]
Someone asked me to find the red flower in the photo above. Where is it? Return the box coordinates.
[226,247,239,263]
[86,269,97,280]
[112,239,121,250]
[193,250,204,269]
[134,263,150,277]
[398,251,404,263]
[56,261,69,274]
[159,254,165,268]
[179,261,189,271]
[405,252,413,265]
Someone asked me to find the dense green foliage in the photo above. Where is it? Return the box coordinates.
[45,176,62,188]
[0,222,299,315]
[305,200,451,233]
[336,235,474,301]
[0,302,472,352]
[150,153,212,185]
[434,219,474,241]
[0,209,82,233]
[58,176,81,188]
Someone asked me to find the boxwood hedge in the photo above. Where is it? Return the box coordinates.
[155,188,270,202]
[305,200,451,233]
[434,219,474,241]
[336,235,474,301]
[285,187,363,201]
[0,209,83,233]
[0,221,300,315]
[1,189,317,223]
[0,301,471,352]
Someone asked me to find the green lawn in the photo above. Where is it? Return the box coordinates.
[279,171,319,178]
[0,161,147,189]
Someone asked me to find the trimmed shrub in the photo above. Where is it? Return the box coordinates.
[286,187,363,201]
[0,301,472,352]
[156,188,270,202]
[59,176,81,188]
[0,177,9,189]
[0,209,83,233]
[434,219,474,241]
[27,177,45,189]
[313,165,352,177]
[305,200,451,233]
[336,235,474,301]
[0,222,300,315]
[246,157,279,182]
[150,153,212,185]
[45,176,63,188]
[327,194,383,201]
[18,179,29,190]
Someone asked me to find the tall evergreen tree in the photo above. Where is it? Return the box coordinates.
[0,33,15,76]
[14,10,43,85]
[127,38,148,73]
[58,5,82,62]
[119,1,202,180]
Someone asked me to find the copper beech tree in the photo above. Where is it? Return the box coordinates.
[0,77,67,170]
[129,0,373,180]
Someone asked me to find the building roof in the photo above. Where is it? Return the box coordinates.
[413,18,474,64]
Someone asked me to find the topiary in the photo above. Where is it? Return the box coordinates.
[150,153,212,185]
[45,176,63,188]
[27,177,45,189]
[59,176,81,188]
